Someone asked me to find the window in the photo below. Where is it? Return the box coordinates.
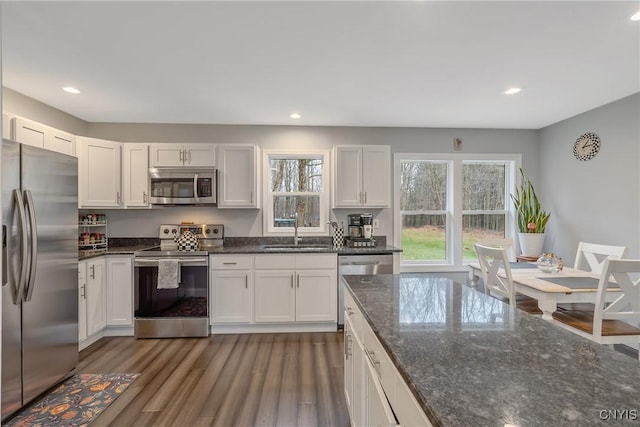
[263,150,329,234]
[462,162,508,259]
[395,154,519,267]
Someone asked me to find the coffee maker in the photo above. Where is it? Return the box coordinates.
[346,213,375,247]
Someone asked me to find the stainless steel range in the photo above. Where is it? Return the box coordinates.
[133,224,223,338]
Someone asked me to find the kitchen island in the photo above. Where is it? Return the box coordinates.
[344,273,640,427]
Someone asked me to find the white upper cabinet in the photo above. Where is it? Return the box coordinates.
[149,143,215,167]
[78,137,122,207]
[12,116,76,156]
[217,144,259,208]
[123,143,149,207]
[333,145,390,208]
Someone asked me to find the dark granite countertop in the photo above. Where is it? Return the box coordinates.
[78,236,400,260]
[344,273,640,427]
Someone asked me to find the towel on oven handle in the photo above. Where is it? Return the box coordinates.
[157,259,180,289]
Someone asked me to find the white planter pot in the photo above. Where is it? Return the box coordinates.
[518,232,545,257]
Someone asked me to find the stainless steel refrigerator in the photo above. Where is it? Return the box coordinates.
[1,139,79,421]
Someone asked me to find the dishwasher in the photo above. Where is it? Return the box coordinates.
[338,254,393,327]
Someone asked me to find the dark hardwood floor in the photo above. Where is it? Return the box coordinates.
[79,333,350,427]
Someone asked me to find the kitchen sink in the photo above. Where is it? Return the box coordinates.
[262,244,332,251]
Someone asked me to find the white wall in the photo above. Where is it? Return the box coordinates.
[539,93,640,263]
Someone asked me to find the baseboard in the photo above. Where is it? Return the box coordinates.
[614,344,639,359]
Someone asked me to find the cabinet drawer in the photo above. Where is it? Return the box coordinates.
[363,322,396,408]
[254,254,296,270]
[295,253,336,269]
[344,290,363,340]
[211,255,253,270]
[395,370,433,426]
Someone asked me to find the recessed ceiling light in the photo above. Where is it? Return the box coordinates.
[290,113,301,119]
[504,87,521,95]
[631,11,640,21]
[63,86,81,94]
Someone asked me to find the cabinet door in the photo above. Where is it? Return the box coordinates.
[334,146,363,207]
[365,355,398,427]
[123,143,149,207]
[362,146,390,207]
[47,129,76,156]
[352,332,366,427]
[12,116,46,148]
[106,256,133,326]
[217,145,258,208]
[210,270,253,323]
[149,143,185,167]
[296,269,337,322]
[78,137,122,207]
[78,261,87,343]
[344,317,355,419]
[254,270,296,323]
[86,258,107,336]
[184,144,216,167]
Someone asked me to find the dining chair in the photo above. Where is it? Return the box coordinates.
[476,237,516,262]
[552,258,640,359]
[573,241,628,275]
[474,243,542,315]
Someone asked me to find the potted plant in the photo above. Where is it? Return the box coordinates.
[511,168,550,257]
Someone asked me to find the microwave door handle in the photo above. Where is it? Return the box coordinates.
[193,173,199,203]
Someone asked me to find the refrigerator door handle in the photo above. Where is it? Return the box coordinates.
[23,190,38,302]
[13,189,29,303]
[2,225,7,286]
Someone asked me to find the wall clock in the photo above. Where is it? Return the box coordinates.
[573,132,601,161]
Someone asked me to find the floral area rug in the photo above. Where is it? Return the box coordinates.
[3,373,139,427]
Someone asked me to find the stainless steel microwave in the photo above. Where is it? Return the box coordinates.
[148,168,217,205]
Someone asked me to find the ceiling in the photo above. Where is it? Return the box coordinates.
[1,1,639,129]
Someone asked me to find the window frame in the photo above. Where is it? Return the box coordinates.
[394,153,521,271]
[262,149,330,236]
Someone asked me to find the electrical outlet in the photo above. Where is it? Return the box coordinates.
[373,219,380,229]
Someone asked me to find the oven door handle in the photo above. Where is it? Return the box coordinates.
[134,258,208,266]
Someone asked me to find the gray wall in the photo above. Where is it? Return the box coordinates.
[539,93,640,263]
[5,88,540,241]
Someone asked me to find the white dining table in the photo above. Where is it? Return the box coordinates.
[468,262,618,320]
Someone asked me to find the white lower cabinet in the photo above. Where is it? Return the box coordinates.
[254,254,337,323]
[344,290,432,427]
[210,255,254,324]
[83,257,107,340]
[106,256,133,326]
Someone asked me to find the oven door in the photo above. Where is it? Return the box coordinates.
[148,168,217,205]
[134,256,209,338]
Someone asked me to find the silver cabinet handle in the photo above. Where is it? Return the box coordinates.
[23,190,38,302]
[344,333,352,359]
[13,189,28,304]
[179,149,183,162]
[346,307,355,316]
[364,192,367,204]
[222,262,237,265]
[290,274,294,289]
[90,264,95,280]
[187,150,191,163]
[117,191,121,205]
[80,284,86,299]
[143,191,148,204]
[245,274,248,289]
[296,274,300,288]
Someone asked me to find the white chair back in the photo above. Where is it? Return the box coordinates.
[593,259,640,340]
[573,241,628,275]
[476,237,516,262]
[474,244,515,305]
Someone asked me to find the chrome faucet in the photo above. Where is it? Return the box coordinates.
[293,212,301,246]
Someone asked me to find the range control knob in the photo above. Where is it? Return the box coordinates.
[163,229,169,234]
[205,228,211,234]
[171,228,177,234]
[213,228,219,234]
